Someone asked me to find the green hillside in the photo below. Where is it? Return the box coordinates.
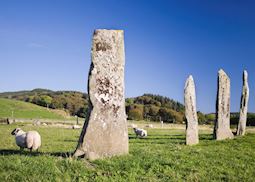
[0,89,185,122]
[0,98,65,120]
[0,89,89,118]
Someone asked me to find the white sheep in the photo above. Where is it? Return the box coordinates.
[11,128,41,151]
[133,128,147,138]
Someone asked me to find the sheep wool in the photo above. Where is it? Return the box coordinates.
[133,128,147,138]
[11,128,41,151]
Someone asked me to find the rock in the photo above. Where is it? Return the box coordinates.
[237,70,249,136]
[214,69,234,140]
[42,123,47,126]
[73,29,128,160]
[33,120,41,126]
[184,75,199,145]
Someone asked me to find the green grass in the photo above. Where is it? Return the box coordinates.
[0,124,255,181]
[0,98,65,120]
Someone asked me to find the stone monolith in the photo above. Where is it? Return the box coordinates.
[237,70,249,136]
[184,75,199,145]
[73,29,128,160]
[214,69,234,140]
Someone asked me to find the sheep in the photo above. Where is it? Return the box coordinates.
[11,128,41,151]
[133,128,147,138]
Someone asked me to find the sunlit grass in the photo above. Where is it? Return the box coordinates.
[0,123,255,181]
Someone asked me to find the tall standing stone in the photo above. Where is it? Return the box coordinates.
[237,70,249,136]
[184,75,199,145]
[73,29,128,160]
[214,69,234,140]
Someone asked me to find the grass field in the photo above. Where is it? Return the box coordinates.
[0,123,255,181]
[0,98,66,120]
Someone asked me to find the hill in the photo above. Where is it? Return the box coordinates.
[0,98,67,120]
[0,89,186,123]
[126,94,185,123]
[0,89,89,118]
[1,90,254,125]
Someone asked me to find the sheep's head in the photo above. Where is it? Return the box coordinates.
[11,128,22,135]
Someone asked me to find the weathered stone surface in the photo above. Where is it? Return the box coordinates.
[237,70,249,136]
[214,69,234,140]
[74,29,128,160]
[184,75,199,145]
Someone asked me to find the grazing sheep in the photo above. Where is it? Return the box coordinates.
[11,128,41,151]
[133,128,147,138]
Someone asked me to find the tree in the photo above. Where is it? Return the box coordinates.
[126,98,134,105]
[158,108,174,123]
[149,105,160,116]
[126,104,144,121]
[128,108,143,120]
[40,95,52,108]
[77,106,89,118]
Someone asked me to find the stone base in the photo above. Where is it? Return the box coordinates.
[186,129,199,145]
[215,129,234,140]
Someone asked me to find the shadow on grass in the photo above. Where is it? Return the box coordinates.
[129,134,184,139]
[129,135,186,145]
[199,134,214,141]
[129,133,214,145]
[0,149,73,158]
[0,149,43,156]
[61,139,78,142]
[49,151,73,158]
[0,134,215,157]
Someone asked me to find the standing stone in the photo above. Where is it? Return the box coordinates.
[237,70,249,136]
[73,29,128,160]
[214,69,234,140]
[184,75,199,145]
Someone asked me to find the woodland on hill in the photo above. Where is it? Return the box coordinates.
[1,89,255,125]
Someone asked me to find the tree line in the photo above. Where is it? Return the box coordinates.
[126,94,185,123]
[0,89,254,125]
[0,90,186,121]
[0,89,89,118]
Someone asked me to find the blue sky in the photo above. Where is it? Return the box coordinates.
[0,0,254,113]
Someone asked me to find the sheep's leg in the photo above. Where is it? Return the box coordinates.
[29,148,32,152]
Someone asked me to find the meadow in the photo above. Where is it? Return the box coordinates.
[0,123,255,181]
[0,98,66,120]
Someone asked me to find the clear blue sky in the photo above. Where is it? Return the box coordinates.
[0,0,254,113]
